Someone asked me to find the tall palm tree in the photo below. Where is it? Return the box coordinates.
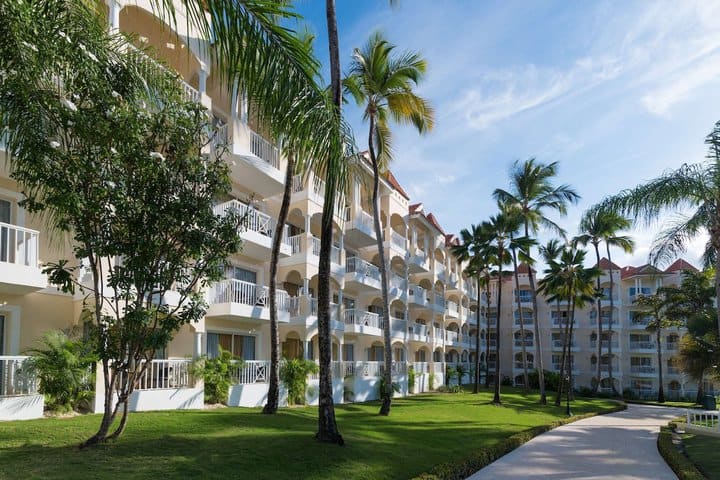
[633,291,672,403]
[452,224,494,394]
[575,210,634,394]
[493,159,579,404]
[595,120,720,339]
[344,33,434,416]
[482,212,514,404]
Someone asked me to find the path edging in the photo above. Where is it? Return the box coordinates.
[657,419,706,480]
[410,401,627,480]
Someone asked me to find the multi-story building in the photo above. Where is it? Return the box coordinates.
[0,0,702,420]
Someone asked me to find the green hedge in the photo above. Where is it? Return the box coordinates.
[411,403,627,480]
[657,423,705,480]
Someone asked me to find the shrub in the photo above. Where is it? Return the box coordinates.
[445,365,458,386]
[280,358,318,405]
[429,372,436,390]
[657,424,705,480]
[378,374,401,399]
[456,364,469,384]
[623,388,638,400]
[576,386,594,397]
[191,348,238,404]
[501,375,513,387]
[437,384,463,393]
[528,370,560,391]
[408,366,416,393]
[25,329,96,412]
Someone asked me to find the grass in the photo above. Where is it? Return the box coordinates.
[0,387,618,480]
[625,399,700,408]
[681,432,720,478]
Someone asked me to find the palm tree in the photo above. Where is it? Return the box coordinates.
[575,210,634,394]
[595,120,720,339]
[344,33,434,415]
[632,291,673,403]
[452,224,494,394]
[482,212,515,404]
[493,159,579,404]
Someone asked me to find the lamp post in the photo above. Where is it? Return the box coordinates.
[565,372,572,417]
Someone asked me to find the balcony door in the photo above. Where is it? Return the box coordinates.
[0,200,9,262]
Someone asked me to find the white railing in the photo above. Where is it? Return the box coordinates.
[591,340,619,349]
[629,341,656,350]
[212,279,289,311]
[291,174,304,193]
[411,323,428,337]
[250,130,279,169]
[630,365,655,374]
[390,273,406,290]
[390,230,405,249]
[412,362,429,374]
[231,360,270,384]
[310,236,340,264]
[134,359,192,390]
[446,330,459,343]
[434,327,444,339]
[126,44,200,104]
[514,339,534,347]
[287,234,303,254]
[0,222,39,267]
[391,318,407,332]
[599,364,620,372]
[552,339,575,349]
[0,356,38,396]
[686,410,720,433]
[435,261,446,277]
[214,122,229,149]
[447,301,459,316]
[346,257,381,282]
[666,342,679,351]
[667,366,681,374]
[434,295,445,308]
[214,200,281,240]
[354,210,374,234]
[344,309,382,329]
[408,284,427,304]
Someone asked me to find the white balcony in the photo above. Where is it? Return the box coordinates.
[408,284,429,307]
[446,301,459,319]
[629,341,656,351]
[0,356,43,421]
[345,256,381,291]
[207,279,290,323]
[344,309,383,335]
[214,200,290,261]
[287,296,343,331]
[389,273,407,299]
[280,234,343,276]
[128,45,200,104]
[227,125,285,198]
[445,330,460,345]
[409,322,429,342]
[432,296,445,314]
[391,318,408,338]
[435,260,446,281]
[407,249,430,273]
[345,210,376,247]
[630,365,656,376]
[0,223,46,295]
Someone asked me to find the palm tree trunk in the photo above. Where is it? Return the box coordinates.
[510,245,529,392]
[484,272,491,389]
[556,300,571,407]
[367,116,393,416]
[315,0,343,446]
[524,222,546,404]
[474,275,481,394]
[263,153,295,414]
[657,326,665,403]
[697,380,705,405]
[493,259,503,404]
[568,297,576,401]
[606,242,618,396]
[592,242,602,395]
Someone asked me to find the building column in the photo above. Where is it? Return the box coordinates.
[194,332,203,359]
[107,0,121,32]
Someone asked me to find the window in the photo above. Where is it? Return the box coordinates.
[342,344,354,361]
[206,332,255,360]
[368,346,383,361]
[393,310,405,320]
[394,347,405,362]
[0,199,10,263]
[227,266,256,284]
[629,287,651,297]
[368,305,383,315]
[514,289,532,302]
[343,297,356,310]
[415,349,426,362]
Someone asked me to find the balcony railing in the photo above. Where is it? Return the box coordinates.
[666,366,680,375]
[514,340,534,347]
[287,234,303,254]
[389,230,405,250]
[310,236,341,264]
[344,309,382,329]
[551,339,576,349]
[666,342,679,351]
[346,257,381,282]
[435,261,446,277]
[390,273,406,291]
[408,284,428,305]
[411,323,428,337]
[391,318,407,333]
[249,130,279,169]
[127,44,200,104]
[231,360,270,384]
[0,356,38,396]
[433,327,444,339]
[630,365,655,374]
[446,330,459,343]
[214,200,280,240]
[134,359,192,390]
[514,362,535,369]
[447,301,459,316]
[212,279,289,311]
[0,222,39,267]
[599,364,620,372]
[629,341,656,350]
[590,340,619,349]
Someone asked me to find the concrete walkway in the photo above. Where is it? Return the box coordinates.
[467,403,685,480]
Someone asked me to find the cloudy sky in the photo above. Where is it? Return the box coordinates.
[292,0,720,268]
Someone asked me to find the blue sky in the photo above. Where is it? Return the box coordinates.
[291,0,720,268]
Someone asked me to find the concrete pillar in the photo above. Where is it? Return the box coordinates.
[198,66,208,96]
[107,0,121,32]
[302,277,310,296]
[194,332,203,359]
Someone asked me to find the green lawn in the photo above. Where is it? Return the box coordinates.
[682,432,720,478]
[625,399,699,408]
[0,388,618,480]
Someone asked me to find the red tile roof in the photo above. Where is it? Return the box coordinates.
[445,234,460,247]
[516,263,536,274]
[425,213,446,235]
[409,203,423,214]
[597,258,621,270]
[664,259,698,273]
[620,264,662,279]
[384,171,410,200]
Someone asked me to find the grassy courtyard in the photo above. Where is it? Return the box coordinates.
[0,388,618,480]
[682,432,720,478]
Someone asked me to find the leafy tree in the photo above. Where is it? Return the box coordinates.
[494,159,579,404]
[25,329,96,412]
[344,32,433,416]
[575,210,634,394]
[192,348,239,404]
[0,0,240,446]
[280,359,319,405]
[594,120,720,339]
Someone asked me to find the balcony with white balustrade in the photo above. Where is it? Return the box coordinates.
[408,322,430,343]
[431,295,445,315]
[384,229,407,257]
[446,301,460,319]
[290,174,347,222]
[344,256,382,291]
[408,284,429,307]
[287,296,344,332]
[445,329,461,346]
[390,318,408,339]
[434,260,447,282]
[344,309,383,336]
[0,223,46,295]
[0,355,43,420]
[226,123,286,198]
[207,278,291,323]
[214,200,290,261]
[279,234,343,277]
[388,272,408,300]
[407,248,430,273]
[345,209,376,247]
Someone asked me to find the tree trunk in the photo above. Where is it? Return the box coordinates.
[493,255,503,405]
[606,242,618,396]
[80,359,116,448]
[568,297,576,401]
[264,153,295,414]
[715,252,720,339]
[367,116,393,416]
[510,245,528,392]
[484,272,491,389]
[697,380,705,405]
[657,326,665,403]
[474,275,481,394]
[556,300,571,407]
[524,222,545,404]
[592,241,602,395]
[315,0,343,446]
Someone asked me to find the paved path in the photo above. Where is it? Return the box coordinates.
[467,404,685,480]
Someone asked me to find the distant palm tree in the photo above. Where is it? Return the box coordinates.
[575,210,634,395]
[632,292,673,403]
[481,212,514,404]
[452,224,494,394]
[494,159,579,404]
[594,120,720,339]
[345,32,434,416]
